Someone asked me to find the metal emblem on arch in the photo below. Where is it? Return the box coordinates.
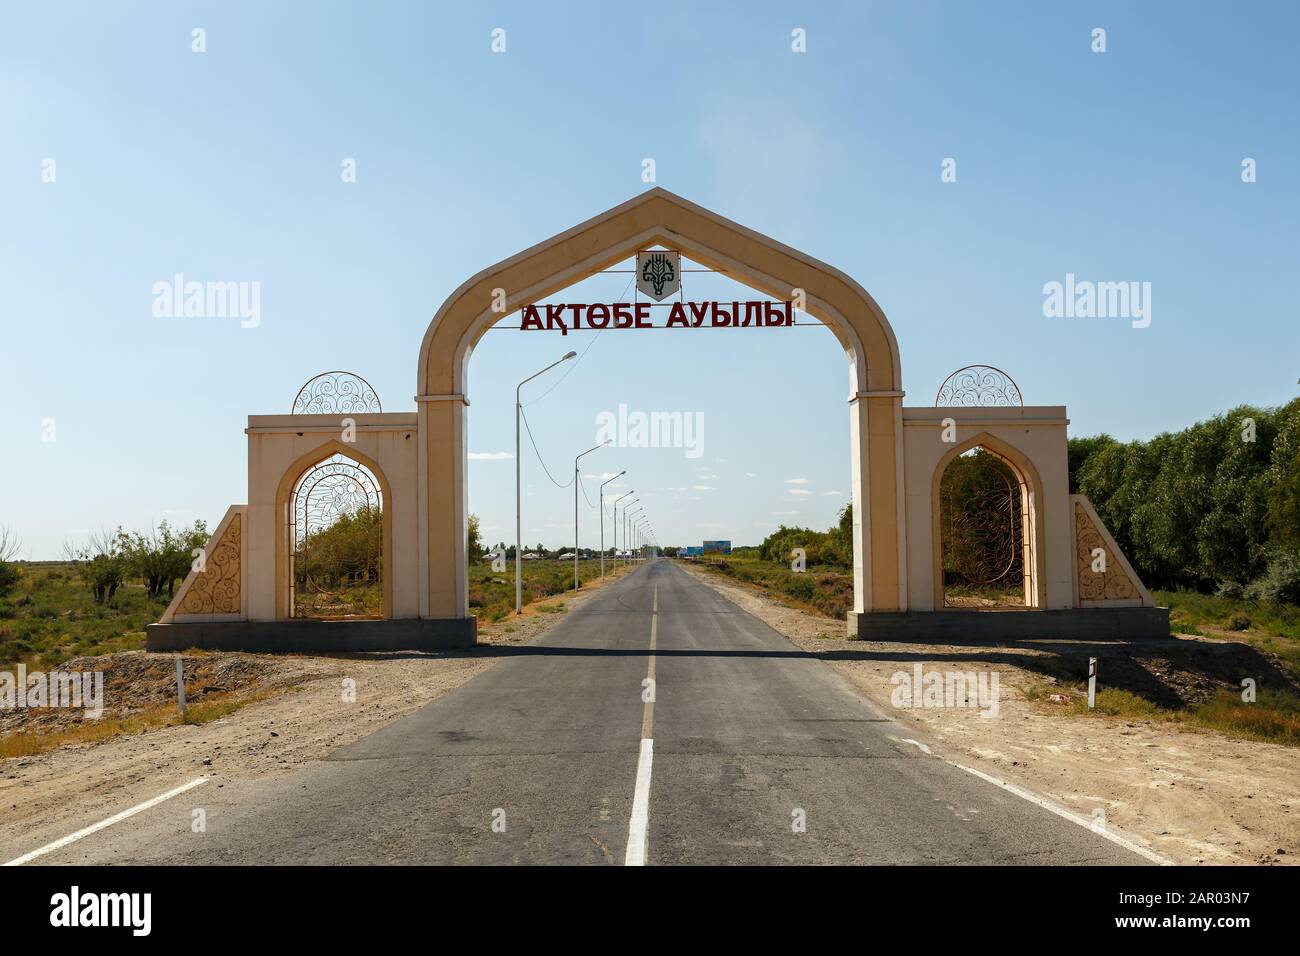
[636,250,681,301]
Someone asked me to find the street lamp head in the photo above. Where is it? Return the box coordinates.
[562,350,577,360]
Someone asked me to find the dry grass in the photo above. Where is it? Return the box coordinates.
[1057,685,1300,746]
[0,686,279,760]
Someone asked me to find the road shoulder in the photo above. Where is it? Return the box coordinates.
[0,568,631,863]
[679,561,1299,866]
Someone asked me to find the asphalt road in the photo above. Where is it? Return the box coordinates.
[24,559,1149,865]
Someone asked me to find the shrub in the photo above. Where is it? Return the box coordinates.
[0,561,19,598]
[1245,548,1300,606]
[1216,580,1245,599]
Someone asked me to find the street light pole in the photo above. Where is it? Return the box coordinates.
[516,351,576,613]
[612,491,633,572]
[627,506,643,566]
[599,471,625,578]
[574,440,609,590]
[621,500,639,566]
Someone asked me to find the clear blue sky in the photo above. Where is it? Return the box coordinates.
[3,1,1297,558]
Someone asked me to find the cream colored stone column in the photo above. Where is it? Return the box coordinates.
[419,393,470,619]
[849,389,905,614]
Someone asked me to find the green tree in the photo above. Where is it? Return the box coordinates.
[296,510,381,588]
[467,514,483,563]
[1075,399,1300,593]
[0,525,20,598]
[63,530,127,604]
[0,528,19,595]
[759,504,854,571]
[1266,398,1300,548]
[118,520,209,599]
[1067,434,1117,493]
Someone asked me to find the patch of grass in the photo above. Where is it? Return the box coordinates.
[468,560,614,622]
[180,687,279,725]
[1069,687,1169,720]
[689,555,853,619]
[1188,689,1300,745]
[0,686,279,760]
[0,562,165,669]
[1022,684,1063,702]
[1155,589,1300,680]
[1056,683,1300,746]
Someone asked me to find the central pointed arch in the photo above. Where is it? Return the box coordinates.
[416,189,906,622]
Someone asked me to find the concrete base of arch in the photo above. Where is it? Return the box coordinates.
[847,607,1170,643]
[145,617,476,653]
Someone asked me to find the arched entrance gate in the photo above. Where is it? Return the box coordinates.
[148,189,1168,651]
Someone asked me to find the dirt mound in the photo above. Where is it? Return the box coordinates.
[0,651,284,736]
[1019,638,1299,708]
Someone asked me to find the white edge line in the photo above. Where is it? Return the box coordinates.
[889,735,932,755]
[624,739,653,866]
[945,760,1171,865]
[3,776,209,866]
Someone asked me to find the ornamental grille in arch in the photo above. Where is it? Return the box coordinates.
[940,450,1028,608]
[291,370,383,415]
[935,365,1030,609]
[935,365,1024,408]
[290,454,384,620]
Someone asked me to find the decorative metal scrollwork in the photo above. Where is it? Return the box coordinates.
[291,371,382,415]
[935,365,1023,407]
[940,450,1025,606]
[291,454,383,619]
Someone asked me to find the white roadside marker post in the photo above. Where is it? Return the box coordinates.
[176,655,187,719]
[1087,657,1097,710]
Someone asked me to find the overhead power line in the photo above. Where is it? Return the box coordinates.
[519,406,573,489]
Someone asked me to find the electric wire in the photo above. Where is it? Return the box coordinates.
[519,405,573,488]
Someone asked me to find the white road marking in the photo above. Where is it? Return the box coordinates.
[3,776,209,867]
[890,736,932,754]
[944,760,1171,865]
[625,582,658,866]
[624,738,654,866]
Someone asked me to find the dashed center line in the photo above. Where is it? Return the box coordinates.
[625,582,657,866]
